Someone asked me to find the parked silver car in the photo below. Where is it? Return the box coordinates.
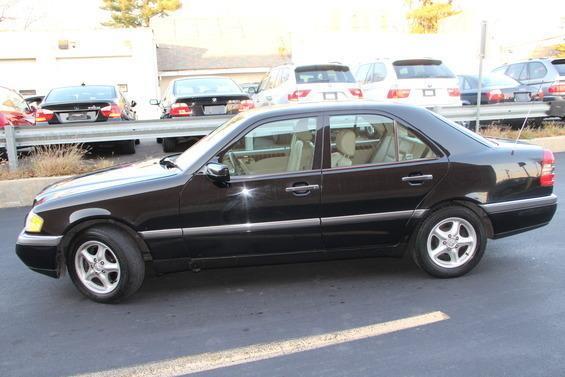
[252,63,363,107]
[492,58,565,102]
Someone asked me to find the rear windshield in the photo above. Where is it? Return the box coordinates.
[45,86,116,102]
[393,59,455,79]
[552,59,565,75]
[295,65,355,84]
[464,74,519,89]
[173,78,241,96]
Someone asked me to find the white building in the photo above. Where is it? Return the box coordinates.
[0,29,161,119]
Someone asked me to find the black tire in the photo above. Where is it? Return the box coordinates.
[163,137,177,153]
[412,206,487,278]
[135,139,140,145]
[119,140,136,155]
[156,138,163,144]
[67,226,145,303]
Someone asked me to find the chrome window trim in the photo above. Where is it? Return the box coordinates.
[139,210,428,239]
[481,194,557,214]
[16,231,62,247]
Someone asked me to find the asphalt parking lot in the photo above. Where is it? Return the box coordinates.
[0,153,563,377]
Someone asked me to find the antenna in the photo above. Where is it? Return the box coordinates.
[514,80,548,145]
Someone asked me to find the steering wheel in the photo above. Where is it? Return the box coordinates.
[227,151,249,175]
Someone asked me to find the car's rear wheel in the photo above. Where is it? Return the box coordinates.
[67,226,145,303]
[163,137,177,152]
[413,206,486,278]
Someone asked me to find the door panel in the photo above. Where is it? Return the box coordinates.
[321,112,448,250]
[179,115,324,259]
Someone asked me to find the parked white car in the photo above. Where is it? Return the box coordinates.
[354,58,462,107]
[253,63,363,107]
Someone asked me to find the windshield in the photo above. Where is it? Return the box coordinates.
[173,78,242,96]
[552,59,565,75]
[393,59,455,79]
[45,86,116,102]
[295,65,355,84]
[175,113,246,170]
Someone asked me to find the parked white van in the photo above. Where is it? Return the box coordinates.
[354,58,461,107]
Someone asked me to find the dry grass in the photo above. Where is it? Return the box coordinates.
[0,145,114,181]
[480,122,565,140]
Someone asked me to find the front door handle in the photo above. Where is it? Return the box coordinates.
[402,174,433,185]
[285,184,320,193]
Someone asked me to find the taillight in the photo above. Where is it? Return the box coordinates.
[387,89,410,99]
[548,82,565,94]
[349,88,363,98]
[540,149,555,187]
[35,109,54,122]
[0,113,10,128]
[101,104,122,119]
[238,100,255,112]
[169,103,192,117]
[288,89,311,101]
[487,89,504,103]
[448,87,461,97]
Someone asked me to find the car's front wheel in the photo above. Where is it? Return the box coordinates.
[413,206,487,278]
[67,226,145,303]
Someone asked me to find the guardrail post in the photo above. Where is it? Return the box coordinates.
[4,125,18,171]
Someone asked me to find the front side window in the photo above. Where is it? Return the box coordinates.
[369,63,387,82]
[355,64,371,83]
[506,63,526,81]
[220,117,317,176]
[328,114,436,168]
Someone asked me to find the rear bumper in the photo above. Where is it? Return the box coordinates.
[15,231,63,278]
[481,194,558,239]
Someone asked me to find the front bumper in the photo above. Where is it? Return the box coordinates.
[15,231,63,278]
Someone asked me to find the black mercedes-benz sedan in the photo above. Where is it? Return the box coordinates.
[36,84,138,154]
[150,76,253,152]
[16,102,557,303]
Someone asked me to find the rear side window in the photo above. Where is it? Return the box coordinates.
[506,63,527,81]
[551,59,565,75]
[528,62,547,80]
[46,86,116,102]
[327,114,436,168]
[368,63,387,82]
[393,59,455,79]
[295,65,355,84]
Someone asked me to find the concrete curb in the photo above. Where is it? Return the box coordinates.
[0,176,69,208]
[527,135,565,153]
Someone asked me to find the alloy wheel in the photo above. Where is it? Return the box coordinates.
[426,217,477,269]
[74,240,121,294]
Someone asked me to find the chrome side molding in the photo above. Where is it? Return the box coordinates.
[481,194,557,214]
[139,209,428,239]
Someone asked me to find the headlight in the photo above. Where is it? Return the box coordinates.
[25,212,44,233]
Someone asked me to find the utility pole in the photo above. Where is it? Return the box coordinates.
[475,20,487,133]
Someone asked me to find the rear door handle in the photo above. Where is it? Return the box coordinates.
[402,174,433,184]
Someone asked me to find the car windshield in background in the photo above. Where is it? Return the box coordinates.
[173,78,241,96]
[552,59,565,75]
[393,60,455,79]
[295,65,355,84]
[45,86,116,102]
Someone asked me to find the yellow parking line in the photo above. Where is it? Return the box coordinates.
[79,311,449,377]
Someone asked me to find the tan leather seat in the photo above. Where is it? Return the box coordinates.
[331,129,356,167]
[287,120,315,171]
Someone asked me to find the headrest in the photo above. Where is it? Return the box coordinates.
[296,131,313,142]
[336,130,356,157]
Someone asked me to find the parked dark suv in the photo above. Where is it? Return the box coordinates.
[492,58,565,102]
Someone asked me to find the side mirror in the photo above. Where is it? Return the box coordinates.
[130,100,137,107]
[149,99,160,106]
[206,162,230,183]
[247,87,257,95]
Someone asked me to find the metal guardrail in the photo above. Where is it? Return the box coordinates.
[0,102,559,171]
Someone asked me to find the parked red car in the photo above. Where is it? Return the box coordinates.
[0,86,36,127]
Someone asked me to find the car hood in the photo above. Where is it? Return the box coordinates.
[35,158,179,203]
